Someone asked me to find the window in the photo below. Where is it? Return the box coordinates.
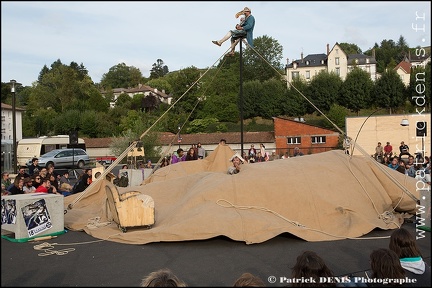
[311,136,326,144]
[335,57,340,65]
[287,137,301,145]
[306,71,310,79]
[335,67,340,76]
[292,72,299,79]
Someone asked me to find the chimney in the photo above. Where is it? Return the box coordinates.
[301,52,303,62]
[286,58,289,65]
[327,44,330,55]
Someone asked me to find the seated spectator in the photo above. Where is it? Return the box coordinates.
[233,272,265,287]
[405,156,415,170]
[388,157,399,170]
[145,159,153,168]
[185,147,198,161]
[255,151,265,163]
[140,268,187,287]
[1,183,8,196]
[73,168,92,194]
[59,182,73,197]
[381,155,390,166]
[1,172,12,190]
[293,147,304,157]
[399,141,411,157]
[373,142,384,161]
[389,228,431,287]
[23,177,36,194]
[59,171,71,185]
[367,248,409,287]
[35,177,51,193]
[384,142,393,158]
[290,250,359,287]
[7,176,24,195]
[48,173,60,193]
[32,173,42,189]
[171,148,186,164]
[396,160,406,175]
[17,166,30,179]
[160,157,170,168]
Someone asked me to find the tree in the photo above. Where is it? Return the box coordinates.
[100,63,144,89]
[372,69,406,114]
[149,59,169,79]
[243,35,284,82]
[339,43,362,54]
[308,71,343,113]
[339,67,374,114]
[146,78,172,95]
[281,77,308,117]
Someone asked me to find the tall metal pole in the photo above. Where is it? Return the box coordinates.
[240,40,244,157]
[10,80,18,174]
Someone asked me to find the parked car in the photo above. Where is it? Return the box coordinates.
[26,148,90,169]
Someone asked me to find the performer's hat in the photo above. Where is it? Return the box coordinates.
[229,153,246,164]
[243,7,251,12]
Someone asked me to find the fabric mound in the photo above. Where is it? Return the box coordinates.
[64,144,420,245]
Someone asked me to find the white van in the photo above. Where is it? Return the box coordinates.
[17,135,85,167]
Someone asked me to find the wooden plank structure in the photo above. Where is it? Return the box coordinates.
[105,185,154,232]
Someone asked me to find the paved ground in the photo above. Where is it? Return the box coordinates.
[1,220,430,287]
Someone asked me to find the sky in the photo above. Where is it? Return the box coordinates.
[1,1,431,87]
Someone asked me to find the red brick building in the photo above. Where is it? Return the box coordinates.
[273,117,340,157]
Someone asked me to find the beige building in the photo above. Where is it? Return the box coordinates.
[345,113,431,157]
[286,43,377,84]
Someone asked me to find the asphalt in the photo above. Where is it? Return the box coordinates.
[1,220,430,287]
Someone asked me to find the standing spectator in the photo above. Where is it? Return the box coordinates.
[1,172,12,189]
[374,142,384,161]
[23,177,36,194]
[171,148,186,164]
[197,142,206,159]
[389,228,431,287]
[28,157,42,176]
[259,144,266,160]
[384,141,393,158]
[7,177,24,195]
[399,141,410,157]
[293,147,304,157]
[185,147,198,161]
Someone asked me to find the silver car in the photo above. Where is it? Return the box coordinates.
[27,148,90,169]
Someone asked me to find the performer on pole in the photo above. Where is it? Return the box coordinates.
[212,6,255,56]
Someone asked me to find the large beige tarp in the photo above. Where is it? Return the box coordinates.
[63,144,420,245]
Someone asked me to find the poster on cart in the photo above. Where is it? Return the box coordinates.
[21,199,52,237]
[1,199,17,225]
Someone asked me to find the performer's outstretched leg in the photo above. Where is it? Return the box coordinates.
[212,31,232,46]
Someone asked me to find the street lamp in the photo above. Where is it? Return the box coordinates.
[177,124,181,148]
[9,79,21,174]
